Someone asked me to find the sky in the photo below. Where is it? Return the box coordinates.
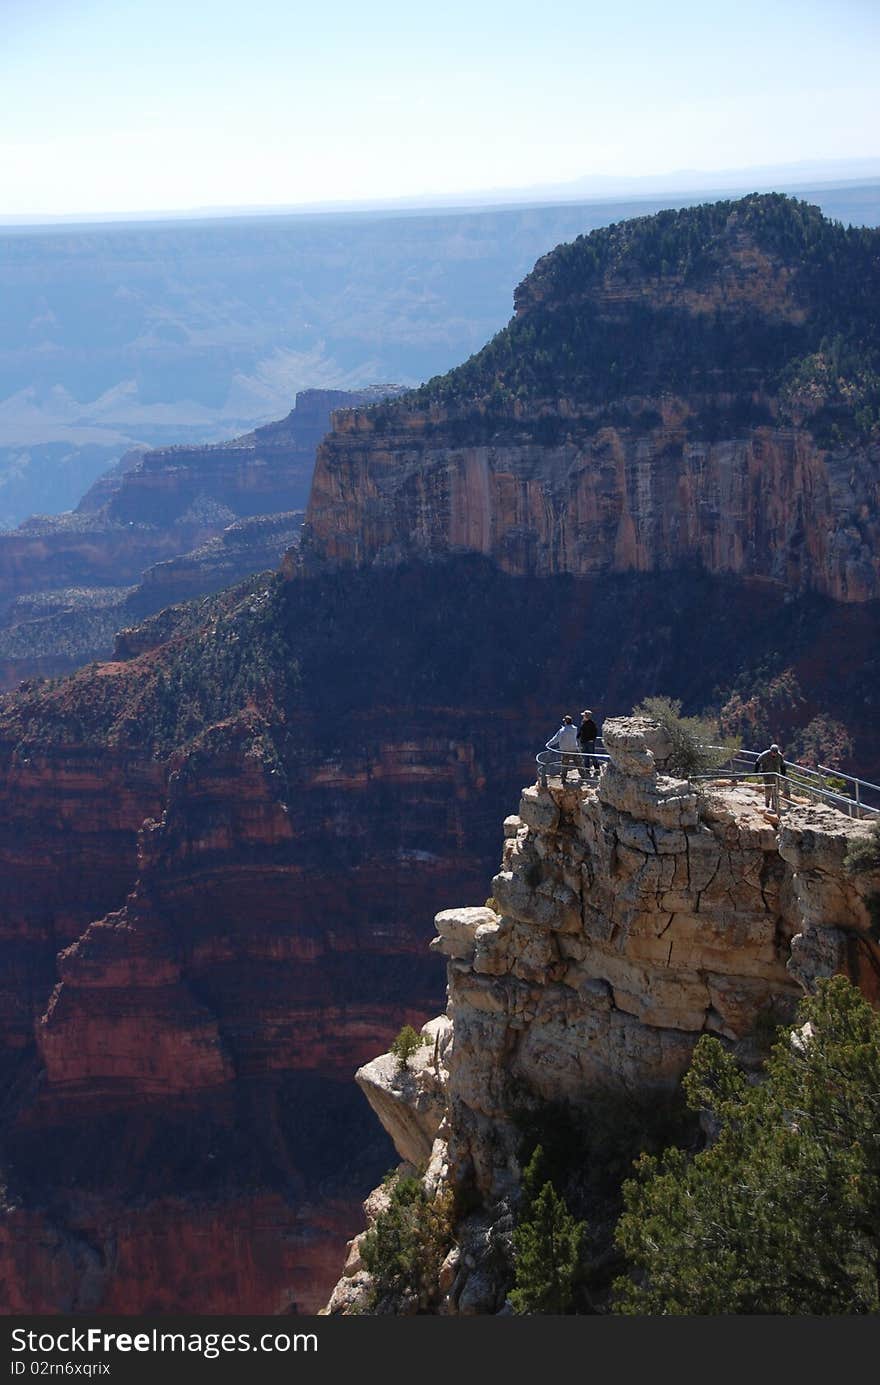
[2,0,879,218]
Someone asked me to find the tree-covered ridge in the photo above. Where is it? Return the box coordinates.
[517,192,878,310]
[1,563,877,773]
[365,194,880,443]
[0,572,293,756]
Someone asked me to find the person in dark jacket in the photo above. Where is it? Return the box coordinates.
[577,709,599,775]
[756,742,788,812]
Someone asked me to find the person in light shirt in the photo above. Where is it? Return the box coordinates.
[548,714,580,786]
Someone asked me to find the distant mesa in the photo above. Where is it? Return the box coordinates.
[304,195,880,604]
[0,385,407,690]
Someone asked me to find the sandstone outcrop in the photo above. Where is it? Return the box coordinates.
[329,716,880,1311]
[780,808,880,1003]
[355,1016,451,1168]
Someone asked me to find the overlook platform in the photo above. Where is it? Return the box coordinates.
[536,736,880,821]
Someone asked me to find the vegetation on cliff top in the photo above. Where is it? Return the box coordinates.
[367,194,880,444]
[0,562,874,781]
[613,976,880,1315]
[844,820,880,877]
[389,1025,427,1071]
[632,694,738,777]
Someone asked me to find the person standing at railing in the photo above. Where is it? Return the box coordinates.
[756,742,789,813]
[578,709,599,776]
[548,715,580,786]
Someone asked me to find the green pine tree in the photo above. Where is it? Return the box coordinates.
[509,1146,587,1314]
[389,1024,425,1070]
[613,975,880,1314]
[360,1174,453,1311]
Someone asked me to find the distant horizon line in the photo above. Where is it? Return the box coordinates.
[3,156,880,231]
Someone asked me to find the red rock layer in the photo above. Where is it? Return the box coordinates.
[0,1160,365,1313]
[0,745,165,1055]
[2,538,878,1311]
[0,684,527,1312]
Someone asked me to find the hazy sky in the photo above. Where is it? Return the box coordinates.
[2,0,878,217]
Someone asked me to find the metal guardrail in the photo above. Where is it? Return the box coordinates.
[536,736,880,820]
[537,737,609,788]
[694,747,880,819]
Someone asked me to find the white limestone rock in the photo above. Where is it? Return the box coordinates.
[788,922,851,992]
[431,906,499,960]
[602,716,674,777]
[355,1047,446,1166]
[332,714,880,1314]
[599,765,699,828]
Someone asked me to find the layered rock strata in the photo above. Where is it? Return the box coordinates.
[307,413,879,603]
[95,388,406,530]
[0,514,305,692]
[0,632,527,1311]
[331,716,880,1312]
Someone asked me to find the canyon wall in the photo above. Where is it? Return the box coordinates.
[2,551,879,1313]
[97,388,404,530]
[1,197,878,1315]
[305,200,880,603]
[0,621,533,1311]
[306,411,879,603]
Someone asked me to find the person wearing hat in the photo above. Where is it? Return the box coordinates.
[755,741,788,812]
[577,709,599,776]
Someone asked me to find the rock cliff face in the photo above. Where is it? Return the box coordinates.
[0,710,451,1312]
[329,717,880,1313]
[1,550,879,1313]
[0,706,476,1311]
[308,413,879,602]
[130,512,303,611]
[305,199,880,602]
